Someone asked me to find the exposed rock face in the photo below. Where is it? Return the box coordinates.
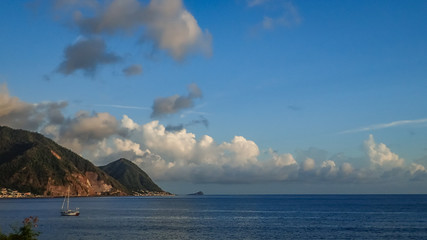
[0,126,128,196]
[43,172,120,196]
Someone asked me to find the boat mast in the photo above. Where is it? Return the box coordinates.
[67,188,70,210]
[61,194,66,210]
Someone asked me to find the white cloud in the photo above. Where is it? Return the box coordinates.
[272,152,297,167]
[340,162,353,175]
[121,114,140,131]
[142,120,196,160]
[144,0,212,60]
[320,160,338,177]
[114,138,144,156]
[220,136,260,166]
[408,163,427,181]
[364,134,405,169]
[302,158,315,171]
[410,163,426,175]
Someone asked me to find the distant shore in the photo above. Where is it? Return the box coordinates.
[0,187,174,199]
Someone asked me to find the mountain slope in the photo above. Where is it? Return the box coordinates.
[100,158,164,193]
[0,126,128,196]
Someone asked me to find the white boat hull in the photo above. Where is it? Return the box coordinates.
[61,209,80,216]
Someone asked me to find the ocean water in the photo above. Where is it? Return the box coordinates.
[0,195,427,239]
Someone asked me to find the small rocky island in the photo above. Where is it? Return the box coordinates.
[188,191,204,196]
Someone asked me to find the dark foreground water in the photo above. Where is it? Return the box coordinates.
[1,195,427,239]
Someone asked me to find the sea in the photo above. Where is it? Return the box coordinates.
[1,195,427,240]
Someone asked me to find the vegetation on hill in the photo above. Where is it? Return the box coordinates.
[100,158,164,193]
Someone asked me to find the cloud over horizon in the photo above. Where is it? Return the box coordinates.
[1,84,426,186]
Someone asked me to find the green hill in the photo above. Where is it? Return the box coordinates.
[100,158,164,193]
[0,126,128,196]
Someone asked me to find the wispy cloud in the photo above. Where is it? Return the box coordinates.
[339,118,427,134]
[122,64,143,76]
[247,0,270,7]
[95,104,150,110]
[249,0,301,33]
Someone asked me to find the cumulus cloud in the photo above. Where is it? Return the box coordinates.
[364,134,405,169]
[40,111,120,153]
[151,83,202,118]
[122,64,143,76]
[141,120,196,160]
[319,160,338,177]
[302,158,315,171]
[70,0,212,60]
[295,147,328,163]
[57,38,120,76]
[408,163,427,181]
[221,136,260,166]
[96,120,375,184]
[103,120,301,183]
[60,111,119,141]
[340,162,353,175]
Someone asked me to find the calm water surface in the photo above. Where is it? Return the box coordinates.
[1,195,427,239]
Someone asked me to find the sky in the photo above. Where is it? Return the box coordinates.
[1,0,427,194]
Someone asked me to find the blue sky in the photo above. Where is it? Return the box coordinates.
[1,0,427,194]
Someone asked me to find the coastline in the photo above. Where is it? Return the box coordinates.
[0,187,174,199]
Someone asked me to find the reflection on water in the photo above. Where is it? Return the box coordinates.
[1,195,427,239]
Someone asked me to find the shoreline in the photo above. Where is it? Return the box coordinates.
[0,188,175,199]
[3,193,427,200]
[0,194,176,200]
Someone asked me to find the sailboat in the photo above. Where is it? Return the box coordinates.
[61,188,80,216]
